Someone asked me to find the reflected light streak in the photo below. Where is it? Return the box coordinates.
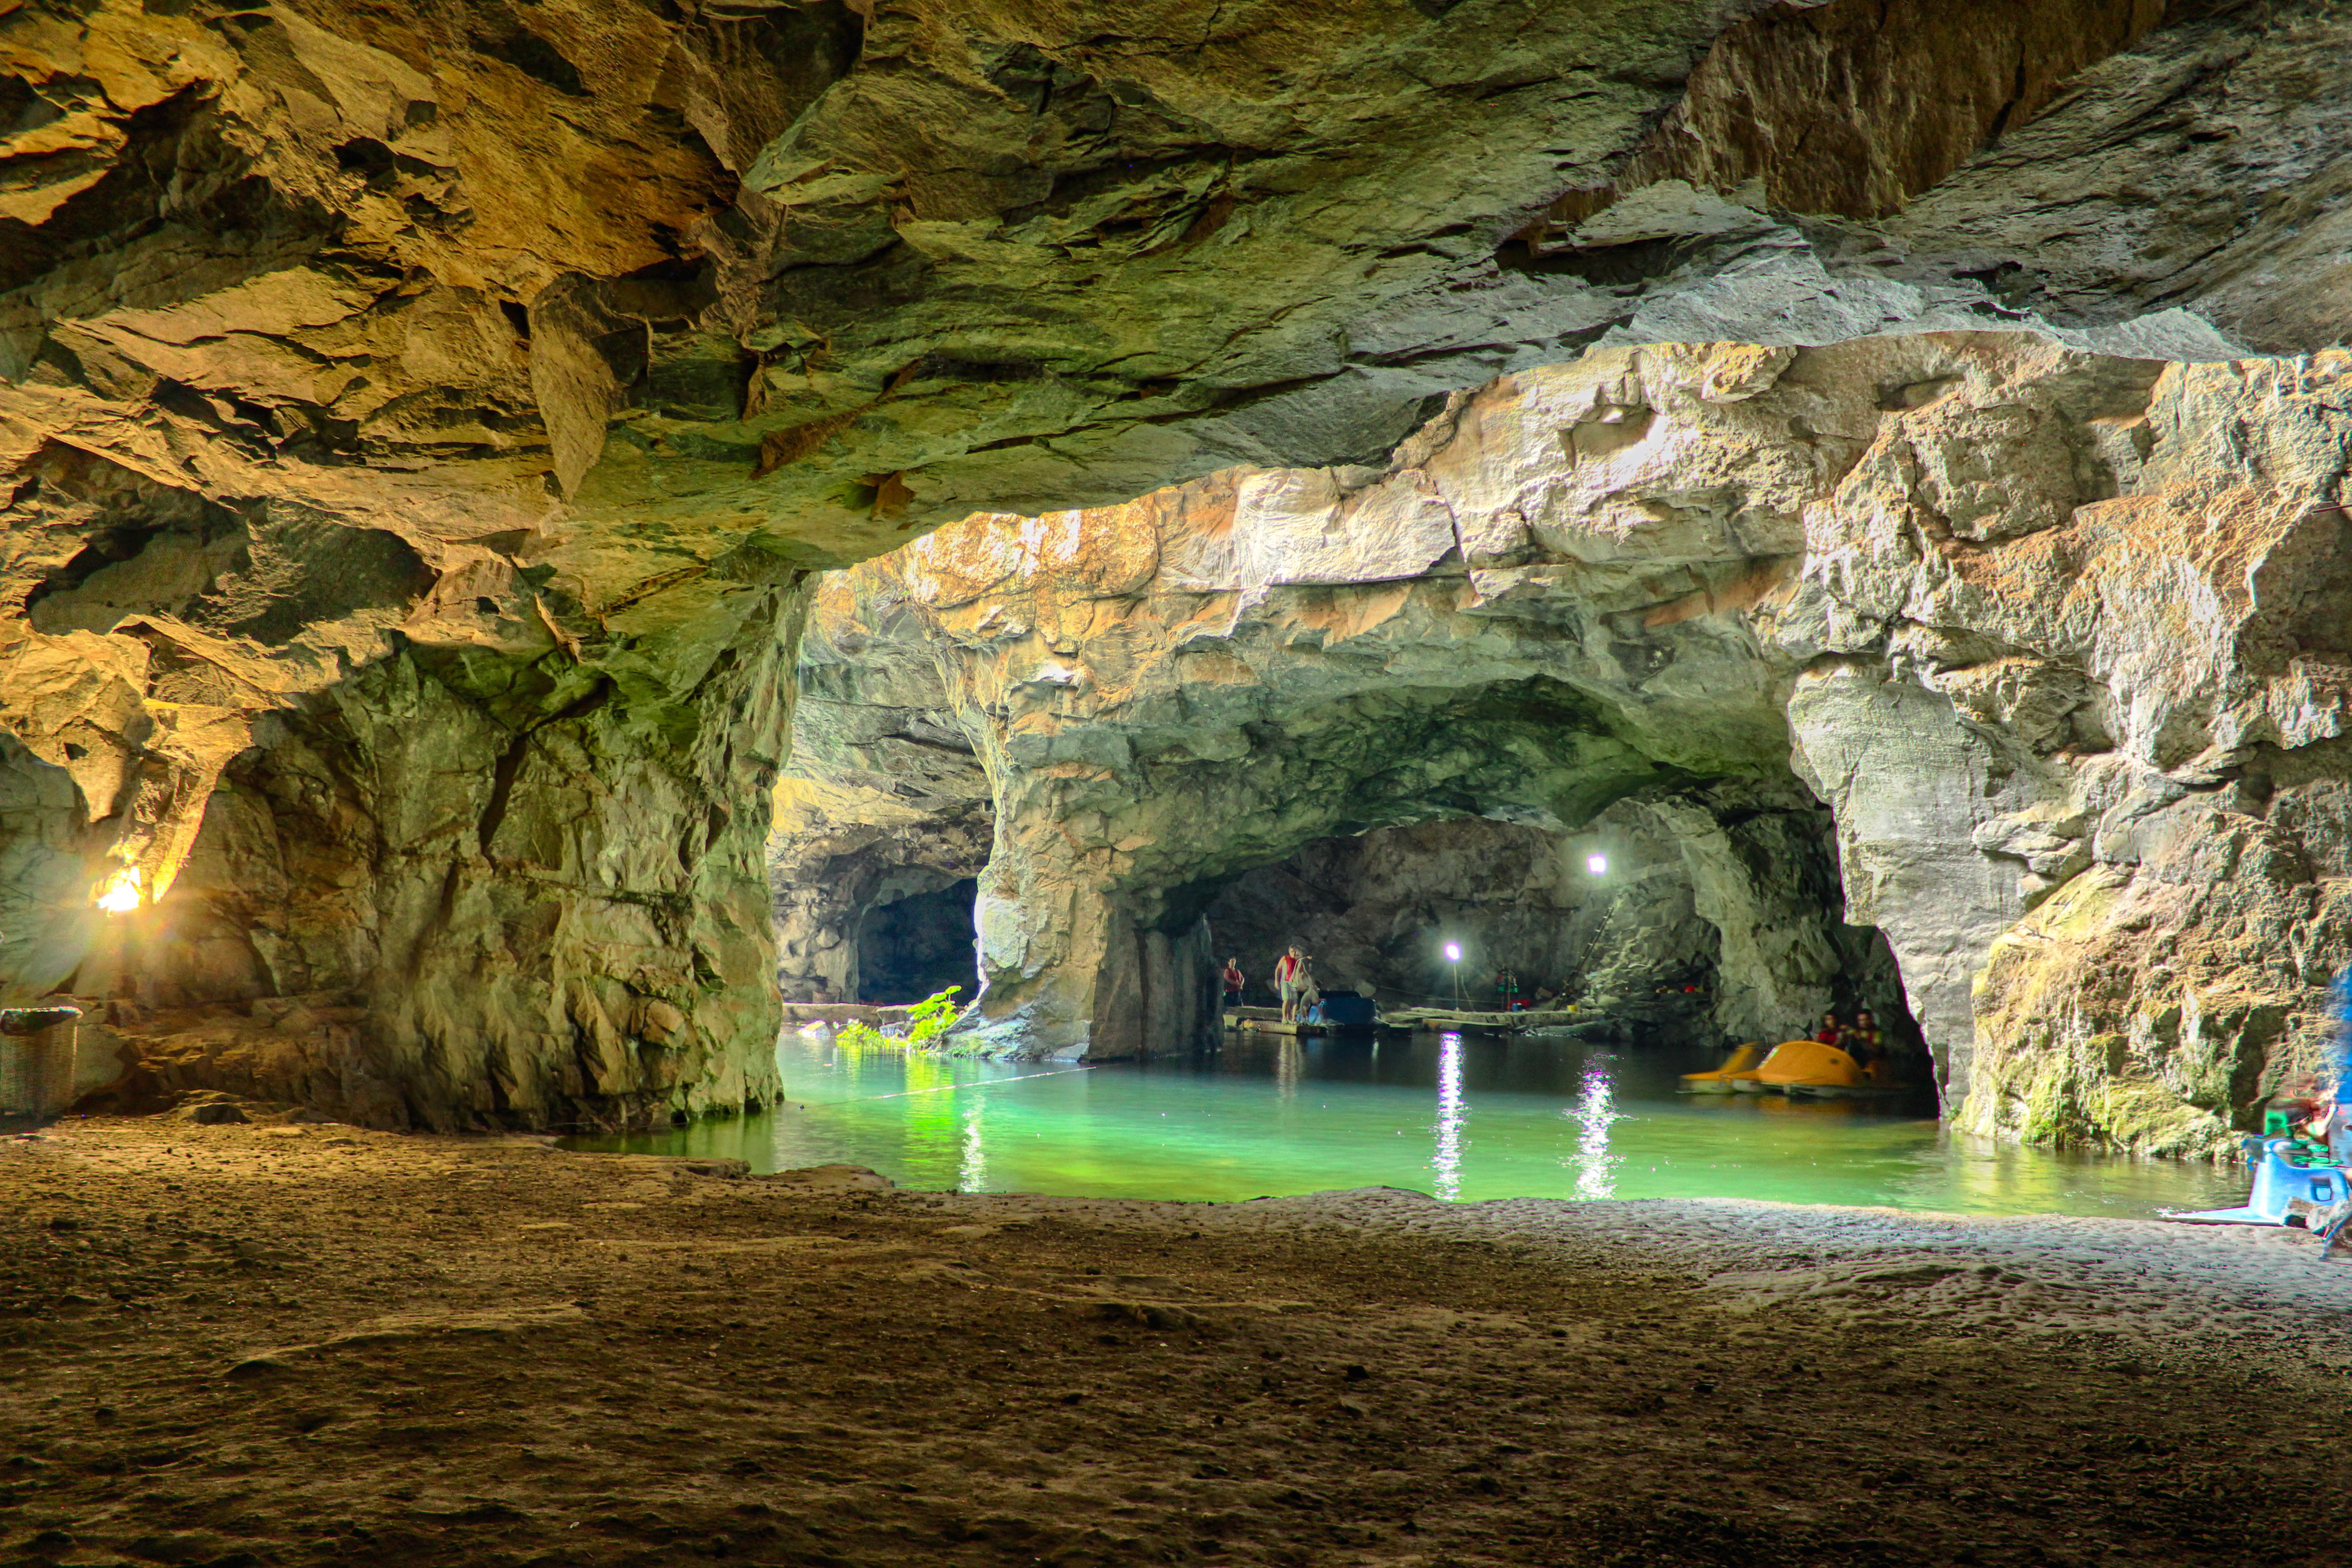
[1277,1037,1302,1101]
[1564,1057,1622,1199]
[959,1103,986,1193]
[1432,1031,1465,1202]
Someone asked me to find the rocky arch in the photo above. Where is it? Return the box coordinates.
[783,335,2352,1156]
[767,591,995,1007]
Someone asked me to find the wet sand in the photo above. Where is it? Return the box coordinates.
[3,1113,2346,1567]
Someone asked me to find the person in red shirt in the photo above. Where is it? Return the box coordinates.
[1221,957,1246,1007]
[1814,1011,1843,1047]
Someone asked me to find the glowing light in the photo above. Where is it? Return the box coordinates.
[95,865,143,914]
[1585,852,1609,877]
[1443,942,1462,963]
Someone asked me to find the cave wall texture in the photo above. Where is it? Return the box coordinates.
[1187,807,1909,1053]
[1197,815,1709,1015]
[0,0,2347,1133]
[787,335,2352,1157]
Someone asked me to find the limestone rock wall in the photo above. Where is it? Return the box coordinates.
[70,606,800,1130]
[1772,348,2352,1154]
[1596,783,1909,1047]
[790,334,2352,1154]
[771,590,993,1005]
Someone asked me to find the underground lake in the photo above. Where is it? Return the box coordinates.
[571,1028,2251,1218]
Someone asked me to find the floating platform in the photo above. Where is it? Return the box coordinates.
[1225,1013,1325,1036]
[1381,1007,1568,1035]
[781,1002,918,1028]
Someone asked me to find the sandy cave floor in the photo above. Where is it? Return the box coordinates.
[3,1115,2350,1568]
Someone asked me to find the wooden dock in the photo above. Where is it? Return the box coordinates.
[1223,1011,1324,1036]
[1223,1006,1585,1037]
[1380,1007,1576,1035]
[781,1002,919,1028]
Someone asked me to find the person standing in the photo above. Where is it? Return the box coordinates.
[1221,956,1246,1009]
[1275,945,1306,1022]
[2331,966,2352,1164]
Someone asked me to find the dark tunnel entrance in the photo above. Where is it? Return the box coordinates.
[855,878,981,1005]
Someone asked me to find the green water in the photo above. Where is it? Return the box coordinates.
[572,1029,2248,1218]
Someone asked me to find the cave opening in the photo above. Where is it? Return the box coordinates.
[1195,798,1922,1065]
[853,878,981,1005]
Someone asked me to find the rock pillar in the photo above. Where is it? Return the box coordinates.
[62,586,804,1132]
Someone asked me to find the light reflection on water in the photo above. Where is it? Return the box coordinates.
[568,1027,2252,1219]
[1565,1055,1622,1200]
[1431,1032,1464,1202]
[959,1103,986,1193]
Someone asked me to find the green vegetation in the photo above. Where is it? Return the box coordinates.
[837,987,966,1052]
[906,986,965,1046]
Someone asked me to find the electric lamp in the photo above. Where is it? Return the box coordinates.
[96,865,143,914]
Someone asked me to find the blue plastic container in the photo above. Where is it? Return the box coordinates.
[2166,1136,2352,1225]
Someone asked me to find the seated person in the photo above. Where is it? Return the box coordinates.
[1842,1011,1886,1073]
[1814,1011,1843,1047]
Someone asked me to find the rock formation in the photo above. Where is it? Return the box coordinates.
[0,1,2345,1130]
[782,334,2352,1156]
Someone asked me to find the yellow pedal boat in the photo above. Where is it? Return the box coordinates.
[1684,1039,1907,1098]
[1677,1042,1764,1094]
[1754,1038,1903,1097]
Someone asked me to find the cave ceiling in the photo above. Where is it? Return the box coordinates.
[9,0,2346,588]
[5,0,2341,827]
